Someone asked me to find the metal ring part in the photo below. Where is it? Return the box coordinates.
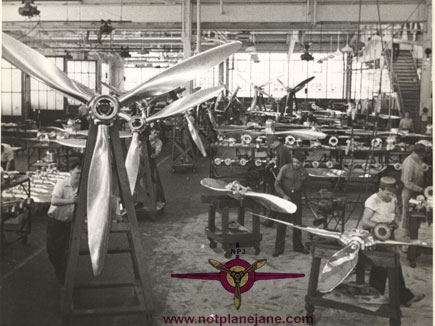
[241,134,252,145]
[328,136,338,146]
[312,161,320,168]
[224,158,232,166]
[91,95,119,121]
[424,186,433,199]
[393,163,402,171]
[422,163,429,172]
[255,159,263,167]
[371,138,382,148]
[373,223,392,241]
[240,158,248,166]
[325,161,334,169]
[214,158,222,166]
[128,117,146,132]
[285,135,296,146]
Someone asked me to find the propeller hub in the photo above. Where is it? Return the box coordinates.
[91,95,119,121]
[129,116,146,132]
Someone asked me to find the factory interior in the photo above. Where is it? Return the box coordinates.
[0,0,433,325]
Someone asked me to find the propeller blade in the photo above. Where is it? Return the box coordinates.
[209,259,231,273]
[214,91,224,111]
[253,214,342,240]
[244,259,267,274]
[275,78,288,90]
[207,108,219,130]
[259,80,273,88]
[244,192,297,214]
[374,239,431,247]
[2,33,95,104]
[147,86,224,122]
[87,124,112,276]
[291,76,315,94]
[125,132,141,195]
[101,82,122,96]
[234,284,241,310]
[258,89,272,98]
[318,241,360,293]
[274,129,327,140]
[53,138,87,148]
[185,113,207,157]
[118,41,241,104]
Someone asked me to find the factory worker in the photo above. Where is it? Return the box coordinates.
[1,143,16,171]
[149,127,163,159]
[361,176,425,307]
[46,161,81,283]
[401,143,426,234]
[273,151,309,256]
[398,112,415,133]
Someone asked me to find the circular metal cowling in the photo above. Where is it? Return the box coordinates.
[91,95,119,121]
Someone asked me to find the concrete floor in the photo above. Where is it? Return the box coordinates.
[1,146,432,326]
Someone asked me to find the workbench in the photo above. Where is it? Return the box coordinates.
[305,242,402,326]
[407,210,433,268]
[201,195,262,258]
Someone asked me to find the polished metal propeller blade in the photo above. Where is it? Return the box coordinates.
[274,129,327,140]
[87,124,113,276]
[276,78,288,90]
[185,113,207,157]
[125,132,141,195]
[253,214,342,240]
[244,192,297,214]
[118,41,241,104]
[214,91,224,111]
[292,76,315,94]
[234,283,241,310]
[2,33,95,103]
[318,241,360,293]
[207,108,220,130]
[147,86,224,122]
[101,81,122,96]
[244,259,267,274]
[257,88,272,98]
[209,259,232,273]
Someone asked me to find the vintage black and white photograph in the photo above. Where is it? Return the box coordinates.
[0,0,432,325]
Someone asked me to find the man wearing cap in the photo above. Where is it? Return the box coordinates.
[273,151,309,256]
[361,176,425,307]
[401,143,426,233]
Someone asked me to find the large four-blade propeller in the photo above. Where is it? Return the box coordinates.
[3,32,241,275]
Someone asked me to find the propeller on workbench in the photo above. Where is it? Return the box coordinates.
[276,76,315,114]
[2,32,241,275]
[254,214,430,293]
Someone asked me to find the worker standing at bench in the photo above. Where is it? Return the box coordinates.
[1,143,16,171]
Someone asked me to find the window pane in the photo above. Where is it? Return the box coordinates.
[12,70,22,91]
[47,92,55,110]
[2,93,12,116]
[12,93,22,116]
[2,69,11,92]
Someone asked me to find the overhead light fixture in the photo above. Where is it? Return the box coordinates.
[120,46,131,58]
[301,42,314,61]
[18,0,40,17]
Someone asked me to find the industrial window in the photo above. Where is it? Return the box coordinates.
[1,59,22,116]
[67,60,97,106]
[194,66,219,90]
[124,66,165,92]
[30,57,65,111]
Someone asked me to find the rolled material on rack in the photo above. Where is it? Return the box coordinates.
[239,158,248,166]
[325,161,334,169]
[371,138,382,148]
[312,161,320,168]
[224,158,232,166]
[241,134,252,145]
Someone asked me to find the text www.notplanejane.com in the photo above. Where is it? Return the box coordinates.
[163,314,313,325]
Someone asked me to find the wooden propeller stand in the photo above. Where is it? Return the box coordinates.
[171,119,197,172]
[61,120,155,322]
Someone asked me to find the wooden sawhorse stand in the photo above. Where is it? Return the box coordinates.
[171,123,197,172]
[305,243,402,326]
[61,120,154,323]
[201,195,262,258]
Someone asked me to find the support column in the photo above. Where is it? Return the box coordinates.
[22,73,31,120]
[183,0,193,94]
[419,0,432,124]
[109,55,125,92]
[345,53,353,101]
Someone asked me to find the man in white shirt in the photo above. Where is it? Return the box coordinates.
[362,177,424,307]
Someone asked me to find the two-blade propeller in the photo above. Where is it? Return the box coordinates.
[254,214,430,293]
[209,258,266,309]
[2,32,241,275]
[201,178,297,214]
